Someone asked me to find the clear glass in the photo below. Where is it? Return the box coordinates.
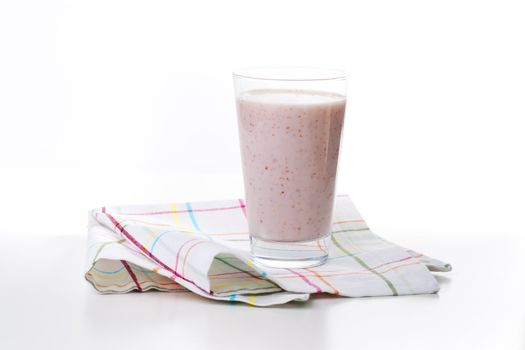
[233,67,347,268]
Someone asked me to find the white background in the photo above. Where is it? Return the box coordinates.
[0,1,524,348]
[1,0,523,238]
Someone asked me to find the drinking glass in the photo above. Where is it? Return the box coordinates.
[233,67,347,268]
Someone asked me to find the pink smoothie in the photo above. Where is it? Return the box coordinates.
[237,89,346,242]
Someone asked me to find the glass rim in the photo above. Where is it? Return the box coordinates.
[232,67,347,82]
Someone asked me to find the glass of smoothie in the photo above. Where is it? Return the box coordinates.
[233,68,347,268]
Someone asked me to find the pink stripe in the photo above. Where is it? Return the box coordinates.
[286,268,322,293]
[103,211,212,296]
[174,238,200,273]
[182,241,207,277]
[116,205,244,216]
[238,199,247,218]
[121,260,143,292]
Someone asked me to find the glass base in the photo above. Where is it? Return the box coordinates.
[250,236,329,269]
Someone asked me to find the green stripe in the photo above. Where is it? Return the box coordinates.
[332,228,370,234]
[331,235,398,296]
[214,257,280,289]
[91,239,126,266]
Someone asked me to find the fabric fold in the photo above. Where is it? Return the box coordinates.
[85,196,451,306]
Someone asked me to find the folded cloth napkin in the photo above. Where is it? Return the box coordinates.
[85,195,451,306]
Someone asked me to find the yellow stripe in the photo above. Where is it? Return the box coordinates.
[247,295,256,305]
[211,279,274,290]
[171,203,195,235]
[171,203,182,225]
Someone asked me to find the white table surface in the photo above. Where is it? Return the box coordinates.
[0,170,523,349]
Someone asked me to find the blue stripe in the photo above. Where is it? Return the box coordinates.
[93,266,125,275]
[150,230,176,253]
[93,265,158,275]
[186,202,201,231]
[186,202,213,241]
[229,294,237,301]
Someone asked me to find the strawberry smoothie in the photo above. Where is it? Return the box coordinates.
[237,89,346,242]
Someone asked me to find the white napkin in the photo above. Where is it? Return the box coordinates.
[85,195,451,306]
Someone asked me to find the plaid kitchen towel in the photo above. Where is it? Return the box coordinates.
[85,195,451,306]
